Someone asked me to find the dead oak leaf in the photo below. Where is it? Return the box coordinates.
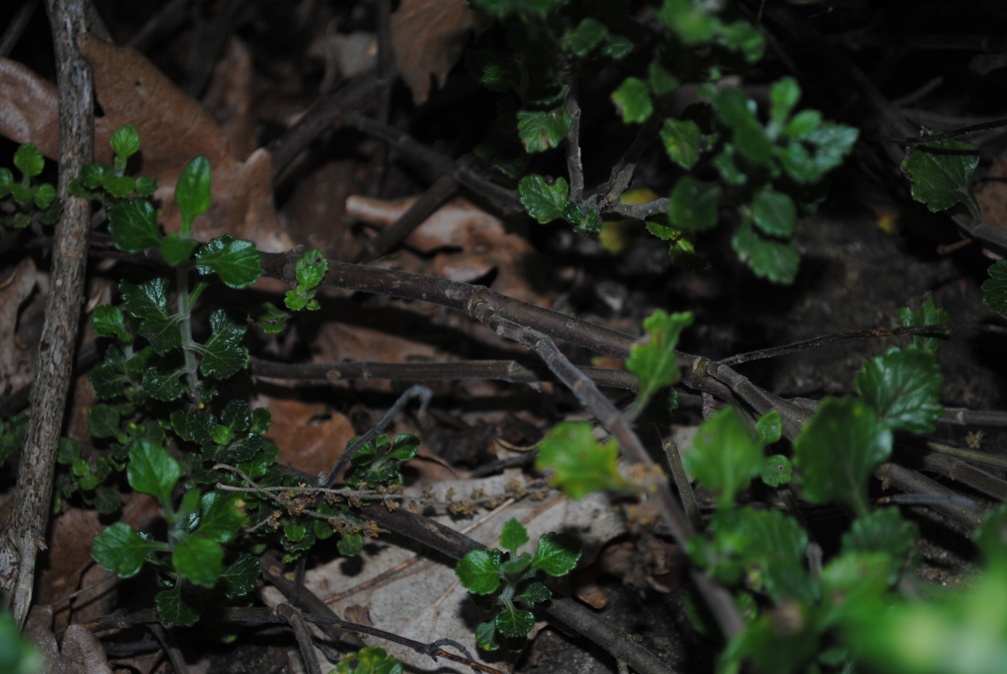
[347,194,548,305]
[390,0,488,105]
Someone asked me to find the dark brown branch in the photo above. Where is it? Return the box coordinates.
[0,0,93,627]
[277,604,322,674]
[249,357,641,391]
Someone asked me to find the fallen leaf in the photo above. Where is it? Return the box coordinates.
[347,195,549,305]
[390,0,486,105]
[253,394,357,477]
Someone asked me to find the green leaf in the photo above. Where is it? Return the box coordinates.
[769,77,801,127]
[195,310,248,379]
[175,155,211,237]
[751,188,796,237]
[0,608,43,673]
[500,554,532,577]
[660,118,702,170]
[612,77,653,124]
[108,200,162,253]
[536,422,636,499]
[220,553,260,599]
[761,454,792,487]
[855,345,944,434]
[91,522,161,578]
[155,589,200,627]
[13,143,44,178]
[338,533,364,557]
[517,107,571,153]
[713,145,747,186]
[901,140,980,214]
[718,20,765,62]
[160,234,199,266]
[143,366,185,402]
[388,433,420,461]
[669,177,721,231]
[841,508,918,584]
[456,549,502,595]
[685,406,763,507]
[562,17,608,56]
[335,647,403,674]
[252,302,290,334]
[531,532,581,576]
[33,183,56,209]
[194,235,263,289]
[470,0,564,19]
[626,309,693,403]
[196,492,246,543]
[755,410,783,446]
[127,438,181,507]
[565,203,602,235]
[475,620,499,652]
[500,518,529,554]
[648,61,679,96]
[659,0,722,45]
[793,396,892,514]
[715,87,773,165]
[295,249,328,288]
[94,487,122,515]
[120,278,180,354]
[732,218,799,284]
[495,606,535,638]
[109,125,141,160]
[465,49,518,92]
[101,174,137,199]
[899,296,951,352]
[516,580,551,604]
[88,404,121,439]
[975,504,1007,561]
[982,259,1007,315]
[519,174,569,223]
[91,304,132,343]
[173,534,223,588]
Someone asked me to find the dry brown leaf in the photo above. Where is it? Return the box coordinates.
[202,37,257,162]
[261,472,627,671]
[253,394,357,477]
[347,194,549,305]
[976,152,1007,237]
[0,36,292,252]
[390,0,486,105]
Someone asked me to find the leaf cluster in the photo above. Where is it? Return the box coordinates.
[456,518,581,652]
[344,433,420,490]
[0,143,61,229]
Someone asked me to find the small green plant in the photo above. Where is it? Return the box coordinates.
[284,248,328,311]
[344,433,420,489]
[0,142,60,229]
[27,126,397,625]
[467,0,858,283]
[333,647,402,674]
[455,517,581,652]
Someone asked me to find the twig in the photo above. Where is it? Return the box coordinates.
[268,70,380,176]
[716,324,955,366]
[149,623,189,674]
[876,463,983,531]
[277,603,323,674]
[0,0,93,627]
[564,88,585,203]
[320,385,432,487]
[353,173,458,262]
[591,113,662,212]
[249,356,641,391]
[0,0,41,56]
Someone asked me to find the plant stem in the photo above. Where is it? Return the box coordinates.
[175,265,201,405]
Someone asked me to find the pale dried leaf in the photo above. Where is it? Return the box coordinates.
[390,0,485,105]
[262,472,626,671]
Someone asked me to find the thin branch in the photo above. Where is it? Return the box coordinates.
[0,0,41,56]
[565,88,585,203]
[148,623,189,674]
[277,604,322,674]
[249,356,641,391]
[353,173,458,263]
[0,0,93,627]
[591,113,662,212]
